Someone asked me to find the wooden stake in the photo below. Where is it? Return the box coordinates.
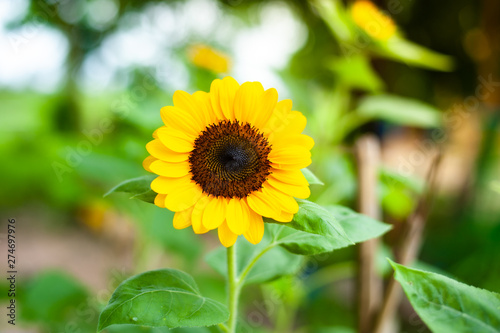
[373,151,442,333]
[355,135,383,333]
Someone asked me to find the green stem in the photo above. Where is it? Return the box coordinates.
[227,243,239,333]
[238,244,274,284]
[226,241,277,332]
[218,323,229,333]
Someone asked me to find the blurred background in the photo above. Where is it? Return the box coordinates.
[0,0,499,332]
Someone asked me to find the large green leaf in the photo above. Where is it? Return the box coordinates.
[205,238,302,285]
[356,94,442,128]
[269,225,339,255]
[104,325,217,333]
[269,205,391,255]
[268,200,353,244]
[104,325,218,333]
[329,206,391,244]
[98,269,229,331]
[104,175,157,204]
[391,261,500,333]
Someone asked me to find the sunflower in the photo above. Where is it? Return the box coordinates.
[188,44,231,74]
[351,0,396,41]
[143,77,313,247]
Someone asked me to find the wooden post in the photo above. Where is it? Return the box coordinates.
[356,135,383,333]
[373,151,441,333]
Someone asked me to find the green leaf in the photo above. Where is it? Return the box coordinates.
[391,260,500,333]
[329,206,391,243]
[312,0,356,43]
[98,269,229,331]
[268,200,352,243]
[104,325,217,333]
[329,55,384,92]
[205,238,302,285]
[356,94,442,128]
[269,225,340,255]
[374,37,454,72]
[302,168,324,186]
[270,205,391,255]
[105,175,157,204]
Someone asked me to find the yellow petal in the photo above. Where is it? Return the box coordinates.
[151,175,192,194]
[154,194,166,208]
[226,198,250,235]
[269,169,309,187]
[218,221,238,247]
[157,127,194,153]
[210,76,239,121]
[271,160,312,171]
[202,197,227,230]
[146,140,190,163]
[164,182,203,212]
[262,99,292,134]
[281,111,307,134]
[269,145,311,167]
[143,155,157,172]
[273,210,294,222]
[271,134,314,151]
[149,160,190,178]
[234,82,266,125]
[173,207,193,229]
[267,110,307,138]
[161,105,202,138]
[152,126,166,139]
[267,176,311,199]
[262,183,300,214]
[193,91,217,126]
[253,88,278,128]
[172,90,206,128]
[247,189,281,218]
[191,195,210,234]
[243,206,264,244]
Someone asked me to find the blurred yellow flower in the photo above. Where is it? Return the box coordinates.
[351,0,396,41]
[78,200,108,232]
[188,44,231,74]
[144,77,314,247]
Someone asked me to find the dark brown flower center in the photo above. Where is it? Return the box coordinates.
[189,120,272,198]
